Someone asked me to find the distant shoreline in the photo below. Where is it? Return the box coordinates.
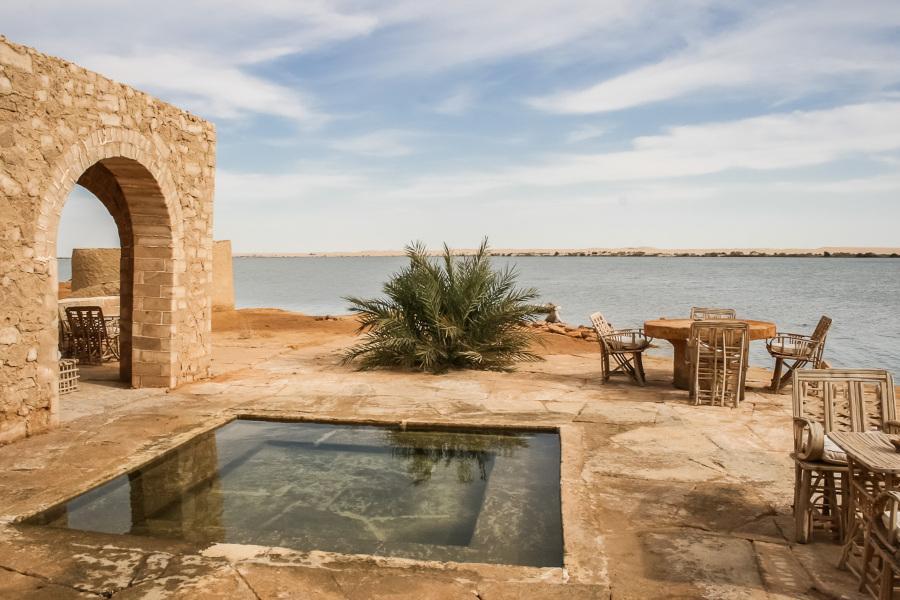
[232,246,900,259]
[57,247,900,260]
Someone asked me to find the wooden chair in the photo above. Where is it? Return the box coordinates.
[791,369,898,544]
[58,307,74,358]
[688,321,749,407]
[859,490,900,599]
[690,307,736,320]
[65,306,120,365]
[589,312,652,386]
[767,316,832,393]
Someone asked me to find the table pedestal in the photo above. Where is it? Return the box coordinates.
[669,340,689,390]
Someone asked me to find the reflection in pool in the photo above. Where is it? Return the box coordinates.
[25,420,563,567]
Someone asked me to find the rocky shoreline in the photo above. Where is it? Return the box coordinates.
[526,320,599,342]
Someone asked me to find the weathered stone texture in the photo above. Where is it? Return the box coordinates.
[211,240,234,312]
[71,247,119,293]
[0,36,216,444]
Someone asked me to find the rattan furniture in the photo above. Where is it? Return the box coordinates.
[792,370,898,547]
[58,358,79,394]
[690,307,736,320]
[688,321,749,407]
[767,316,832,394]
[644,318,775,390]
[65,306,120,364]
[829,429,900,598]
[863,490,900,599]
[589,312,652,386]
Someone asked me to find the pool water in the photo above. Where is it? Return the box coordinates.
[25,420,563,568]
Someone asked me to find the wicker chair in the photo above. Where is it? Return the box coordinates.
[688,321,749,407]
[589,312,652,386]
[767,316,832,393]
[791,369,899,544]
[690,307,736,320]
[65,306,120,365]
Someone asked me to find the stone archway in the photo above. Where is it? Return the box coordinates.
[41,130,186,388]
[0,37,216,445]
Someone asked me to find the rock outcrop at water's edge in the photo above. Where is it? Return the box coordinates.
[526,320,599,343]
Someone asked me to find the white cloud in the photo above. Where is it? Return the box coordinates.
[386,102,900,197]
[216,169,362,204]
[516,102,900,185]
[529,1,900,114]
[3,0,377,125]
[345,0,703,75]
[329,130,418,157]
[83,52,326,125]
[433,88,476,115]
[566,125,610,144]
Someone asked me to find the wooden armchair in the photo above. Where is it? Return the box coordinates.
[791,369,898,544]
[65,306,120,365]
[767,316,832,393]
[589,312,652,386]
[690,307,736,320]
[688,321,749,407]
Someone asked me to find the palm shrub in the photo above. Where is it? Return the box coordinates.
[341,239,546,373]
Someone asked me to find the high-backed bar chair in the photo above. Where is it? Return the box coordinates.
[791,369,898,544]
[690,307,736,320]
[589,312,652,386]
[66,306,120,365]
[688,321,749,407]
[767,316,832,393]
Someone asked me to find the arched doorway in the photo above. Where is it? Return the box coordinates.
[37,132,187,392]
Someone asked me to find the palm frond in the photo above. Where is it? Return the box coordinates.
[340,239,545,373]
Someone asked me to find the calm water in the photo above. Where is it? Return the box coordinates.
[26,420,563,567]
[58,256,900,372]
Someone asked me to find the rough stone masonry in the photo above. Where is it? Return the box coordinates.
[0,36,217,445]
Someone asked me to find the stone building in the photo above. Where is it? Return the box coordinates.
[0,37,217,445]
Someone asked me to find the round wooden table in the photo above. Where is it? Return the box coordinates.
[643,318,776,389]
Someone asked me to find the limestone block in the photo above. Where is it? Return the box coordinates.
[212,240,234,312]
[71,247,120,294]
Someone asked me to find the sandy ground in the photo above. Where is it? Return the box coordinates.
[212,308,602,355]
[0,308,873,599]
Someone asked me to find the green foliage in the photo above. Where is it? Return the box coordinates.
[341,239,546,373]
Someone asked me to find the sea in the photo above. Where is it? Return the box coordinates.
[58,256,900,373]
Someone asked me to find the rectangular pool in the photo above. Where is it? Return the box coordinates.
[26,420,563,567]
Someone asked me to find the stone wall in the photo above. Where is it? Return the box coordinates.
[71,247,119,294]
[0,37,216,445]
[211,240,234,312]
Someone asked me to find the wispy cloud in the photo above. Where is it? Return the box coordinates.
[528,1,900,114]
[346,0,703,75]
[433,88,476,115]
[4,0,377,125]
[83,52,327,125]
[566,125,610,144]
[391,102,900,196]
[329,130,418,157]
[216,169,362,204]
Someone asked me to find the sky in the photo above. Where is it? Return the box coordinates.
[6,0,900,255]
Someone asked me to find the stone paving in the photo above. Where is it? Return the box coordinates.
[0,330,871,599]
